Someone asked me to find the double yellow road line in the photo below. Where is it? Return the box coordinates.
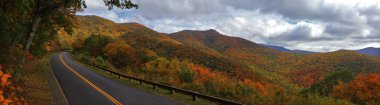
[59,54,122,105]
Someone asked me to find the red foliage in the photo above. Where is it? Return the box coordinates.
[242,79,268,95]
[332,73,380,104]
[187,63,215,84]
[288,69,324,87]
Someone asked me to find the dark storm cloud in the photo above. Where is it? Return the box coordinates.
[271,25,313,41]
[271,25,332,42]
[224,0,365,25]
[324,23,361,36]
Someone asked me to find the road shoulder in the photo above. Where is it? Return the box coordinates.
[47,54,69,105]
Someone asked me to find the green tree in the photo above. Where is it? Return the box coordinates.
[310,70,355,96]
[82,34,113,57]
[179,63,196,83]
[0,0,31,64]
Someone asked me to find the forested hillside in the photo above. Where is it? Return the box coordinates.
[62,15,380,105]
[170,30,380,87]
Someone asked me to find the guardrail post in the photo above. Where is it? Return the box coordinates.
[139,81,142,85]
[153,84,156,89]
[170,89,174,94]
[118,75,121,79]
[192,95,196,101]
[128,78,131,82]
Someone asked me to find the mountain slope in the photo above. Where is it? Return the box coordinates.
[169,29,380,87]
[119,26,272,82]
[169,29,298,71]
[287,50,380,86]
[57,15,128,50]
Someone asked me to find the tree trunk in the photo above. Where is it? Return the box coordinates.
[22,14,42,64]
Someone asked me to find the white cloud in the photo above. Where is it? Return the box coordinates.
[78,0,380,52]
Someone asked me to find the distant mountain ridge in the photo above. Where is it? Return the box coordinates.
[355,47,380,57]
[259,43,380,57]
[258,44,316,54]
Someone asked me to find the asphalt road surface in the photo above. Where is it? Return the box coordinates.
[50,52,182,105]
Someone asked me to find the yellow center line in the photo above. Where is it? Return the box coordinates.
[59,54,122,105]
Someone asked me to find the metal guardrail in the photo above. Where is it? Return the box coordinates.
[70,54,243,105]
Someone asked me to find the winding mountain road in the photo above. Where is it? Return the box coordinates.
[50,52,181,105]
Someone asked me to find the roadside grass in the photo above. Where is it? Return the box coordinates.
[20,54,53,105]
[71,56,217,105]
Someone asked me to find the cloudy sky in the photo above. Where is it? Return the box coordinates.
[78,0,380,52]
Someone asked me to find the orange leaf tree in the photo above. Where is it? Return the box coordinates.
[332,73,380,104]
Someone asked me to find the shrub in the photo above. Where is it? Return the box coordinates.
[179,63,195,83]
[95,56,106,67]
[78,53,91,62]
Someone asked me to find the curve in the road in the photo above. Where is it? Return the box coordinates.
[51,52,182,105]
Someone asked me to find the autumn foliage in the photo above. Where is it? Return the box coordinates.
[103,41,144,68]
[332,73,380,104]
[0,66,25,105]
